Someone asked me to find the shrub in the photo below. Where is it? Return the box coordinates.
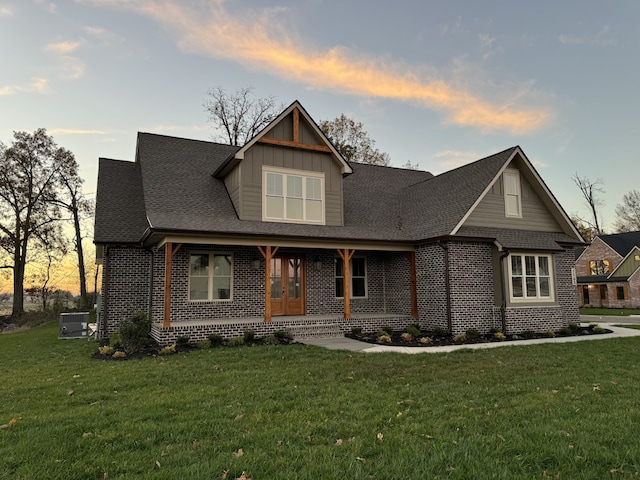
[98,345,114,355]
[176,335,190,347]
[118,312,151,353]
[264,335,279,345]
[419,336,432,345]
[109,333,122,349]
[406,324,421,338]
[197,340,210,349]
[112,351,126,359]
[228,336,245,347]
[493,332,506,341]
[208,334,223,346]
[274,330,292,341]
[542,330,556,338]
[351,327,363,336]
[433,326,447,338]
[159,344,176,355]
[522,330,537,339]
[377,334,392,344]
[488,327,501,335]
[400,332,414,342]
[465,328,480,339]
[592,325,605,334]
[559,326,572,336]
[453,333,467,344]
[243,329,256,343]
[380,325,393,336]
[568,323,581,333]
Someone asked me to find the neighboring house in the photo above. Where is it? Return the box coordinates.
[94,101,584,345]
[575,231,640,308]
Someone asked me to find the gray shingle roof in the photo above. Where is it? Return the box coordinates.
[598,231,640,256]
[94,133,578,250]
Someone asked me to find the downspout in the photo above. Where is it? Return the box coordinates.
[498,247,510,335]
[437,241,453,334]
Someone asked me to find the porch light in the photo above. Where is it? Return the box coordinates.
[251,259,261,270]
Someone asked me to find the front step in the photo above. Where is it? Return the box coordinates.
[287,323,344,340]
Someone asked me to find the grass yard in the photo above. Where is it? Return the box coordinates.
[580,307,640,316]
[2,323,640,479]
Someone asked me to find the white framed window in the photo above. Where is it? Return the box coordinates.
[508,253,554,302]
[189,253,233,301]
[503,169,522,218]
[263,166,325,224]
[335,257,367,298]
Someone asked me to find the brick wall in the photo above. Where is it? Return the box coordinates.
[415,243,448,330]
[575,238,622,277]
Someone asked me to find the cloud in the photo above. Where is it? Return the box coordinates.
[0,78,48,96]
[558,24,616,46]
[48,128,107,135]
[434,150,482,170]
[44,40,85,79]
[83,26,124,46]
[81,0,549,134]
[0,5,14,17]
[45,40,81,54]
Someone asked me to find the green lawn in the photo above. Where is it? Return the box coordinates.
[2,322,640,479]
[580,307,640,316]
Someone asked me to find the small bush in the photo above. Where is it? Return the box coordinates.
[568,323,581,333]
[351,327,363,336]
[243,329,256,343]
[559,326,572,336]
[453,333,467,344]
[466,328,480,339]
[400,332,414,342]
[118,312,151,353]
[274,330,291,341]
[406,324,421,338]
[197,340,210,349]
[522,330,537,339]
[228,336,245,347]
[488,327,501,335]
[592,325,605,334]
[109,333,122,349]
[542,330,556,338]
[98,345,114,355]
[176,335,190,347]
[208,334,223,346]
[493,332,506,341]
[377,334,392,344]
[159,344,176,355]
[433,326,447,338]
[380,325,393,336]
[264,335,279,345]
[112,351,126,359]
[419,336,432,345]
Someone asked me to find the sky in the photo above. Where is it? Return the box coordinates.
[1,0,639,241]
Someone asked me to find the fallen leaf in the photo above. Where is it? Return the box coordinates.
[161,450,169,457]
[593,384,601,391]
[376,432,383,441]
[335,438,344,445]
[67,390,74,396]
[82,432,93,438]
[155,460,161,468]
[236,472,251,480]
[277,440,283,446]
[192,441,198,451]
[221,470,229,479]
[396,412,403,418]
[356,457,366,463]
[234,414,244,421]
[73,374,81,378]
[103,473,108,480]
[234,448,244,457]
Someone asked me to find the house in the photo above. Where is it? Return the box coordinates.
[94,101,584,345]
[575,231,640,308]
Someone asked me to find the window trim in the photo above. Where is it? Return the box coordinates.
[588,259,611,276]
[188,252,233,302]
[507,253,555,303]
[335,256,368,299]
[503,169,522,218]
[262,166,326,225]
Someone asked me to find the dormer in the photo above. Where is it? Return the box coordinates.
[213,101,352,226]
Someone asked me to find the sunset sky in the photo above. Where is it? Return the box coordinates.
[2,1,639,277]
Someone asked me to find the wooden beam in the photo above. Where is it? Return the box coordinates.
[257,137,332,153]
[405,251,419,318]
[258,246,279,322]
[337,248,355,319]
[293,107,299,143]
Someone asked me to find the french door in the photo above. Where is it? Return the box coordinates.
[270,255,305,316]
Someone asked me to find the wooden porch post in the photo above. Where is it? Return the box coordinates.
[405,251,419,318]
[163,242,182,328]
[337,248,355,319]
[258,246,279,322]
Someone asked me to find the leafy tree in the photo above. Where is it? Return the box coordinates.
[571,216,598,243]
[571,174,605,235]
[0,129,79,318]
[203,86,283,146]
[319,114,391,166]
[614,189,640,233]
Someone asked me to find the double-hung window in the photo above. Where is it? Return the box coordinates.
[503,170,522,218]
[189,253,232,301]
[335,257,367,298]
[508,253,553,302]
[263,167,325,224]
[589,260,611,276]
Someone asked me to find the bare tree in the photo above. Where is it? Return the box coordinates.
[570,216,598,243]
[319,114,391,166]
[572,174,605,235]
[614,189,640,233]
[203,86,283,146]
[0,129,79,317]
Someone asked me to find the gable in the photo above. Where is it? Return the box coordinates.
[459,149,580,239]
[610,246,640,278]
[574,236,623,278]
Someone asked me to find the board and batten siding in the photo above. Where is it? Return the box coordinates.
[237,143,344,225]
[464,171,562,232]
[614,249,640,277]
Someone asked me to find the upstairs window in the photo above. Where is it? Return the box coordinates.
[263,167,325,224]
[503,170,522,218]
[589,260,611,276]
[509,253,554,302]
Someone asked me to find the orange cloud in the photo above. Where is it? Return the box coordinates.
[83,0,549,134]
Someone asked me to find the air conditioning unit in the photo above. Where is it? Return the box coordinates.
[59,312,90,339]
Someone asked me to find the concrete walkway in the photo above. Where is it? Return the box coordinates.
[299,323,640,354]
